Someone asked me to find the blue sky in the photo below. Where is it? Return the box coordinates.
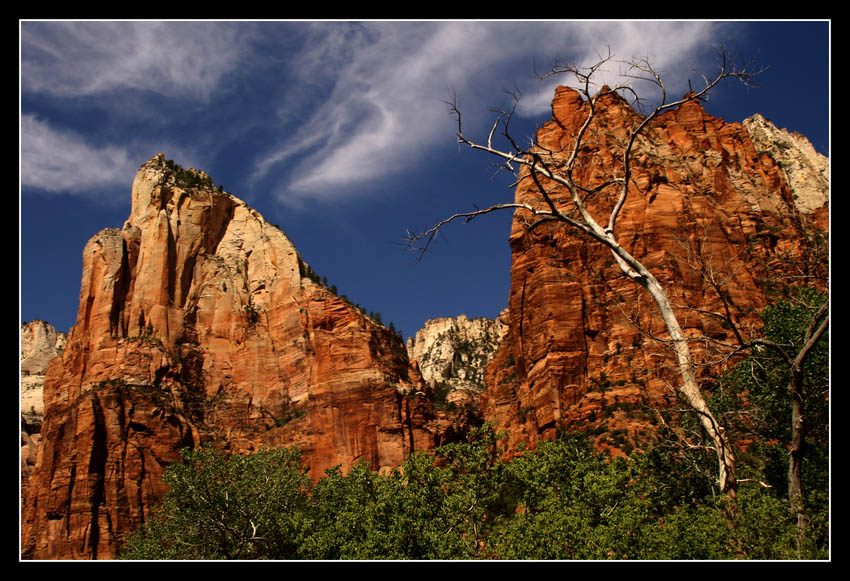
[20,20,830,343]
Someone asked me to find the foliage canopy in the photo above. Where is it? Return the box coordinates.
[121,423,828,560]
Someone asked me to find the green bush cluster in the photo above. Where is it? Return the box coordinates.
[119,424,827,560]
[163,158,216,191]
[431,380,457,412]
[243,303,262,328]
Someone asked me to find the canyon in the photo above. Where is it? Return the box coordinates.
[20,86,828,559]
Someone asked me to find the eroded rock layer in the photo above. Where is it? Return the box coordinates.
[482,87,828,456]
[21,154,439,560]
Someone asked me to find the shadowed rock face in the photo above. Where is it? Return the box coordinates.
[482,87,828,457]
[21,154,440,560]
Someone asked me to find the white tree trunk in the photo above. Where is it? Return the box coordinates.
[605,236,737,495]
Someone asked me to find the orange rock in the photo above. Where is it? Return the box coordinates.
[483,86,828,456]
[21,154,442,560]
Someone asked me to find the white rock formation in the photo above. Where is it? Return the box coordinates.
[743,114,829,214]
[21,320,66,427]
[21,320,66,488]
[407,312,507,406]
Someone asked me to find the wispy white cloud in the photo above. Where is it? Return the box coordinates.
[21,114,137,194]
[20,115,202,197]
[20,21,251,197]
[252,21,725,207]
[516,21,723,115]
[21,21,246,99]
[20,20,729,206]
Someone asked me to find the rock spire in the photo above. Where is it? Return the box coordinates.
[482,86,828,456]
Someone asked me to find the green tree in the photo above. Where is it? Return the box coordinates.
[120,447,311,560]
[119,425,825,560]
[487,432,682,559]
[298,425,509,559]
[486,431,820,560]
[716,287,829,550]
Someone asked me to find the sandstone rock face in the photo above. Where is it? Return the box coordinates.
[21,320,67,374]
[407,313,507,407]
[21,320,67,504]
[482,87,829,457]
[21,320,66,427]
[21,154,440,560]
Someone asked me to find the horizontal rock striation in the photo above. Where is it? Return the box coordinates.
[482,86,829,457]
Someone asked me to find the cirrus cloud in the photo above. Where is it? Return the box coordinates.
[250,21,727,207]
[20,21,732,207]
[21,114,137,195]
[21,21,247,100]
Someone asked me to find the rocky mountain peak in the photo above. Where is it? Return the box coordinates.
[742,114,829,214]
[407,313,507,408]
[21,155,443,560]
[135,152,219,192]
[484,85,829,456]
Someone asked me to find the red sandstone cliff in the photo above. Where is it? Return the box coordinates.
[21,154,440,560]
[482,86,828,456]
[21,88,829,560]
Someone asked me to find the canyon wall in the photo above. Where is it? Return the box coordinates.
[21,154,441,560]
[21,88,828,560]
[482,86,829,456]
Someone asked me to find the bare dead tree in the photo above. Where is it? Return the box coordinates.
[407,48,764,499]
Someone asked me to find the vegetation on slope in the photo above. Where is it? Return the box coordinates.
[120,293,829,561]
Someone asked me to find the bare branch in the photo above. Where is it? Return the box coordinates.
[411,47,769,498]
[793,301,829,372]
[406,203,537,261]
